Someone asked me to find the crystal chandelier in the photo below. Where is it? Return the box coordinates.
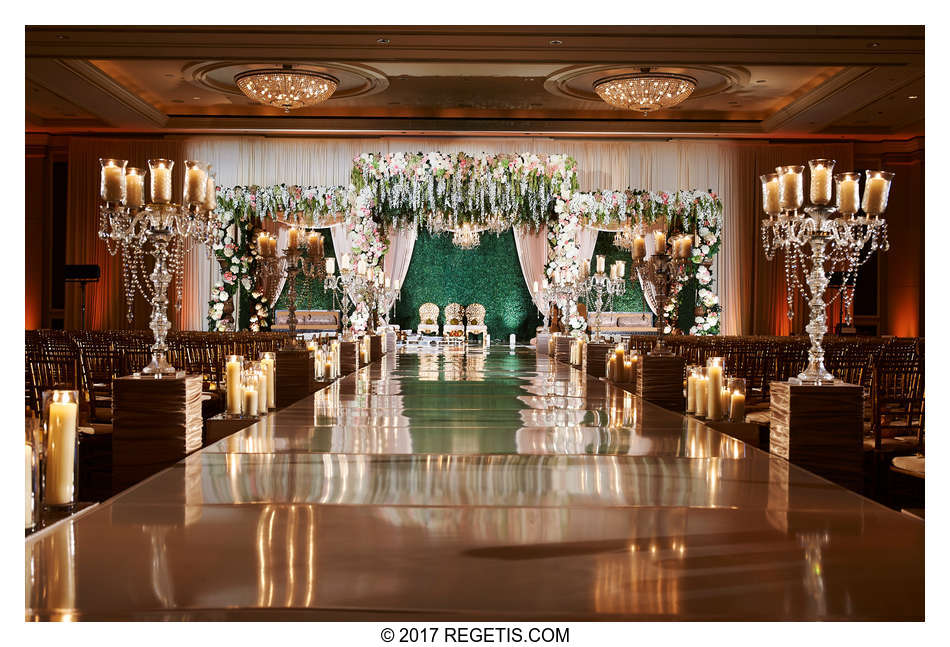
[760,160,893,383]
[594,69,696,114]
[452,223,481,249]
[235,65,338,112]
[613,225,637,251]
[98,158,218,374]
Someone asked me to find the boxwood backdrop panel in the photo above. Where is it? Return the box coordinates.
[394,229,541,340]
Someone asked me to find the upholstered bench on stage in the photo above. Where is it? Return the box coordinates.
[589,311,658,336]
[273,309,340,333]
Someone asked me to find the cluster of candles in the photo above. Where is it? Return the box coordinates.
[569,337,587,365]
[99,157,217,210]
[605,344,640,383]
[630,230,694,261]
[26,389,82,527]
[334,253,401,290]
[686,358,746,422]
[257,229,326,260]
[760,160,894,216]
[307,337,341,381]
[225,353,276,417]
[593,255,627,279]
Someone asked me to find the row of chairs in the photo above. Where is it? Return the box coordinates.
[25,329,297,422]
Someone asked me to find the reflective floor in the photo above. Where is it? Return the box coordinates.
[26,346,924,620]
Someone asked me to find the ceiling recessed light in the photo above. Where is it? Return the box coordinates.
[549,39,563,46]
[164,73,176,78]
[192,96,201,100]
[755,79,767,84]
[868,42,880,48]
[55,34,67,40]
[376,38,390,45]
[908,95,919,100]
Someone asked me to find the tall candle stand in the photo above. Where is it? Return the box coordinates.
[257,230,325,347]
[533,283,555,333]
[760,161,892,383]
[632,241,689,357]
[584,262,627,342]
[97,158,218,374]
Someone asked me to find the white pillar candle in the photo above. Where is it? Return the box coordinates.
[863,175,889,214]
[25,442,34,529]
[357,258,367,275]
[533,280,538,294]
[225,357,243,414]
[101,163,125,203]
[261,357,276,409]
[632,236,646,261]
[509,333,516,348]
[838,177,860,214]
[706,363,724,421]
[720,388,731,418]
[45,397,78,505]
[686,374,697,413]
[288,228,299,250]
[653,231,667,252]
[616,260,626,277]
[810,163,831,204]
[730,390,746,422]
[764,176,781,214]
[242,387,258,417]
[126,170,144,207]
[204,175,217,211]
[326,257,336,275]
[779,167,803,211]
[695,377,708,417]
[325,359,334,380]
[255,370,268,415]
[149,160,173,203]
[184,163,207,204]
[596,255,605,274]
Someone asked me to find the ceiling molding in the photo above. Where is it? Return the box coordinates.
[26,58,168,128]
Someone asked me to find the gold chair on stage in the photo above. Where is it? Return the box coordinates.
[417,303,440,335]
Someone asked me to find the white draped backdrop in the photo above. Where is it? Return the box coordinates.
[159,137,854,335]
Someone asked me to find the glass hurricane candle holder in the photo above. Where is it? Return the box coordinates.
[705,357,725,421]
[225,355,244,415]
[862,170,895,216]
[242,370,260,417]
[182,160,208,206]
[693,367,708,418]
[835,172,861,216]
[685,365,700,414]
[777,165,805,211]
[125,167,145,208]
[260,352,276,410]
[728,378,747,422]
[99,158,128,204]
[760,172,781,217]
[808,159,836,205]
[26,421,39,530]
[41,390,80,508]
[148,158,174,204]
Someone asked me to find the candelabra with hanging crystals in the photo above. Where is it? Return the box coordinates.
[324,256,389,335]
[631,232,691,356]
[533,281,555,333]
[760,160,892,383]
[97,158,218,374]
[256,228,325,347]
[584,255,627,341]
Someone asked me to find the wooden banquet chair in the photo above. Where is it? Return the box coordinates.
[465,303,487,340]
[418,303,440,335]
[443,303,464,338]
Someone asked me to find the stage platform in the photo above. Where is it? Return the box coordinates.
[25,347,923,620]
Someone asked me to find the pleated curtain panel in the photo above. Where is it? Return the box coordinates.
[65,135,856,335]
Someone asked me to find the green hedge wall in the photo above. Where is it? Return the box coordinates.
[588,231,647,313]
[393,229,540,340]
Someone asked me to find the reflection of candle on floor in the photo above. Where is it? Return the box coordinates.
[623,359,633,383]
[46,395,78,505]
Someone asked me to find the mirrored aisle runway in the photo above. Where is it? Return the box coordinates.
[26,346,923,620]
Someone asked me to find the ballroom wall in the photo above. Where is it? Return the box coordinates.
[25,134,925,337]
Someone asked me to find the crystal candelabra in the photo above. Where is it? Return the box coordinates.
[533,282,555,333]
[584,255,627,341]
[760,161,892,383]
[631,232,691,356]
[256,228,325,347]
[324,257,389,335]
[97,158,218,374]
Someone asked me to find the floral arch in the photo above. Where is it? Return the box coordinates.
[209,152,722,335]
